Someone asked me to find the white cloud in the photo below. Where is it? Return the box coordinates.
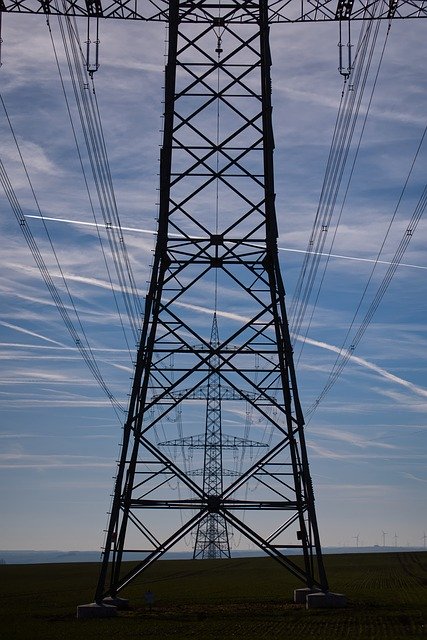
[0,453,113,469]
[310,426,397,450]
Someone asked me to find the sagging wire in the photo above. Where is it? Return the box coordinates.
[46,15,136,363]
[0,131,124,417]
[307,124,427,419]
[295,18,393,366]
[54,2,143,343]
[289,2,386,343]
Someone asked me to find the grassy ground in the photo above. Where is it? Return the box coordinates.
[1,552,426,639]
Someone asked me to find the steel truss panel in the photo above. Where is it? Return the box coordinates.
[94,0,329,601]
[1,0,426,21]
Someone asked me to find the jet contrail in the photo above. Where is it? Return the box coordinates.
[172,300,427,402]
[0,320,67,347]
[25,214,426,270]
[5,266,425,402]
[277,247,426,270]
[25,215,177,237]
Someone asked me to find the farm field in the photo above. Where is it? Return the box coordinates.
[1,552,426,639]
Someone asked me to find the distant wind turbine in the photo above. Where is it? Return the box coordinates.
[382,531,388,548]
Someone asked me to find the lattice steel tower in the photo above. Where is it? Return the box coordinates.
[160,313,233,560]
[4,0,425,612]
[193,314,230,560]
[191,315,231,560]
[157,313,267,560]
[92,0,331,602]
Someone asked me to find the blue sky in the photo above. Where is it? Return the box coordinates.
[0,13,426,553]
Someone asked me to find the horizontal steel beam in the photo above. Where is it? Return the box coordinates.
[1,0,426,21]
[129,499,300,509]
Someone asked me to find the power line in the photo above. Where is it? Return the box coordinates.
[307,126,427,418]
[46,15,136,362]
[53,5,143,342]
[295,19,392,365]
[289,6,386,341]
[0,92,125,416]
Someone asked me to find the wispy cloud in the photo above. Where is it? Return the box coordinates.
[0,398,116,408]
[402,472,427,483]
[0,342,129,353]
[308,442,423,462]
[0,453,113,469]
[372,387,427,412]
[310,426,396,450]
[316,482,397,501]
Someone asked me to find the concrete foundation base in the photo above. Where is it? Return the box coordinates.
[293,587,321,604]
[306,591,346,609]
[102,596,129,610]
[76,602,117,619]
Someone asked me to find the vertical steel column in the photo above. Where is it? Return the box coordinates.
[259,0,328,590]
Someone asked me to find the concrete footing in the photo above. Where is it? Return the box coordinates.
[294,588,346,609]
[293,587,321,604]
[306,591,346,609]
[102,596,129,610]
[76,602,117,619]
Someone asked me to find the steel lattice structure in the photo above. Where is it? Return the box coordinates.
[4,0,426,607]
[160,314,233,560]
[190,314,231,559]
[1,0,427,21]
[158,314,267,560]
[93,0,332,600]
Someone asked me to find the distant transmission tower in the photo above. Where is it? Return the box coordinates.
[193,314,231,559]
[159,313,233,560]
[158,313,267,560]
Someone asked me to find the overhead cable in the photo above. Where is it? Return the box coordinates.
[0,150,124,416]
[55,3,143,343]
[289,3,385,341]
[306,125,427,419]
[47,16,136,362]
[295,20,392,365]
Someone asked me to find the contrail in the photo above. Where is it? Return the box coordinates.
[0,320,67,348]
[6,265,425,401]
[172,300,427,402]
[24,215,180,237]
[277,247,427,270]
[25,214,427,270]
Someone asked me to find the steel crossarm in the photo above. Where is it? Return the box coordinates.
[1,0,426,20]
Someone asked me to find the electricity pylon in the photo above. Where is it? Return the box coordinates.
[5,0,425,612]
[158,313,267,560]
[194,314,230,560]
[160,313,233,560]
[92,0,331,602]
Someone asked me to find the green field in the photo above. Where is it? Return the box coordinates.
[1,552,426,639]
